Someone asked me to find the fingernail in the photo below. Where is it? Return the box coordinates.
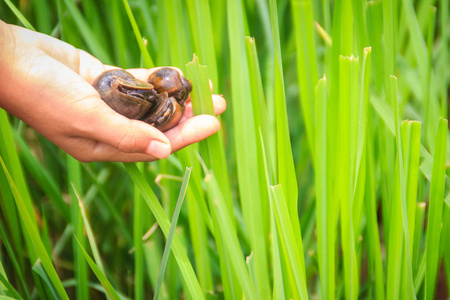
[146,140,171,159]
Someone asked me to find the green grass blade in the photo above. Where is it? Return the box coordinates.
[245,36,274,298]
[178,149,213,293]
[314,76,330,299]
[269,0,300,246]
[74,237,120,300]
[154,167,191,300]
[367,0,383,91]
[184,61,237,296]
[186,0,218,88]
[413,202,426,273]
[0,156,69,300]
[12,131,69,221]
[401,121,421,249]
[337,55,359,300]
[0,271,22,300]
[74,188,106,276]
[204,171,257,300]
[163,0,189,69]
[352,48,371,234]
[350,0,368,53]
[270,184,308,299]
[133,162,144,300]
[32,260,61,300]
[67,156,88,300]
[258,129,285,299]
[121,0,153,68]
[425,117,448,300]
[123,163,204,300]
[370,95,450,209]
[291,0,318,156]
[390,76,415,299]
[365,136,385,300]
[227,0,263,230]
[185,56,232,209]
[61,0,111,63]
[400,0,427,77]
[439,0,448,117]
[3,0,35,30]
[0,220,30,300]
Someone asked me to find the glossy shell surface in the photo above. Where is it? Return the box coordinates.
[93,68,192,131]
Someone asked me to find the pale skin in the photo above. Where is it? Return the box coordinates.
[0,20,226,162]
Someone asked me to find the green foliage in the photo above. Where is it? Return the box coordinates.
[0,0,449,299]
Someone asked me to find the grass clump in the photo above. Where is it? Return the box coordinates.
[0,0,449,299]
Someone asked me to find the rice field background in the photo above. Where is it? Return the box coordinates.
[0,0,449,299]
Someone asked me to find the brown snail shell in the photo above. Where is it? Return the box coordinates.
[148,67,192,105]
[93,67,192,131]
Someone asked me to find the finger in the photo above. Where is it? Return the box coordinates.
[90,145,161,162]
[164,115,220,153]
[74,98,172,159]
[78,50,107,84]
[55,135,161,162]
[183,94,226,118]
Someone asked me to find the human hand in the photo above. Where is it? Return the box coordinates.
[0,21,226,162]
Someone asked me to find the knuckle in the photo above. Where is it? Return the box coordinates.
[117,127,140,153]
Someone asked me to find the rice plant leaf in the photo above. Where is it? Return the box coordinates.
[244,36,272,297]
[186,0,218,87]
[32,260,61,300]
[3,0,35,30]
[370,94,450,208]
[269,0,299,244]
[0,272,22,300]
[400,0,427,76]
[337,55,359,300]
[67,155,88,300]
[352,48,371,199]
[270,184,308,299]
[425,117,448,300]
[0,110,37,255]
[204,171,257,300]
[439,0,448,117]
[0,155,69,300]
[0,220,30,300]
[74,237,121,300]
[121,0,153,68]
[154,167,191,300]
[401,121,422,250]
[61,0,111,63]
[413,203,426,273]
[227,0,263,225]
[0,296,21,300]
[123,163,204,300]
[133,162,144,300]
[184,62,237,296]
[365,139,385,300]
[291,0,318,156]
[314,76,330,299]
[390,76,415,299]
[186,56,232,208]
[12,131,69,221]
[257,129,285,299]
[163,0,189,69]
[178,149,214,292]
[73,186,106,276]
